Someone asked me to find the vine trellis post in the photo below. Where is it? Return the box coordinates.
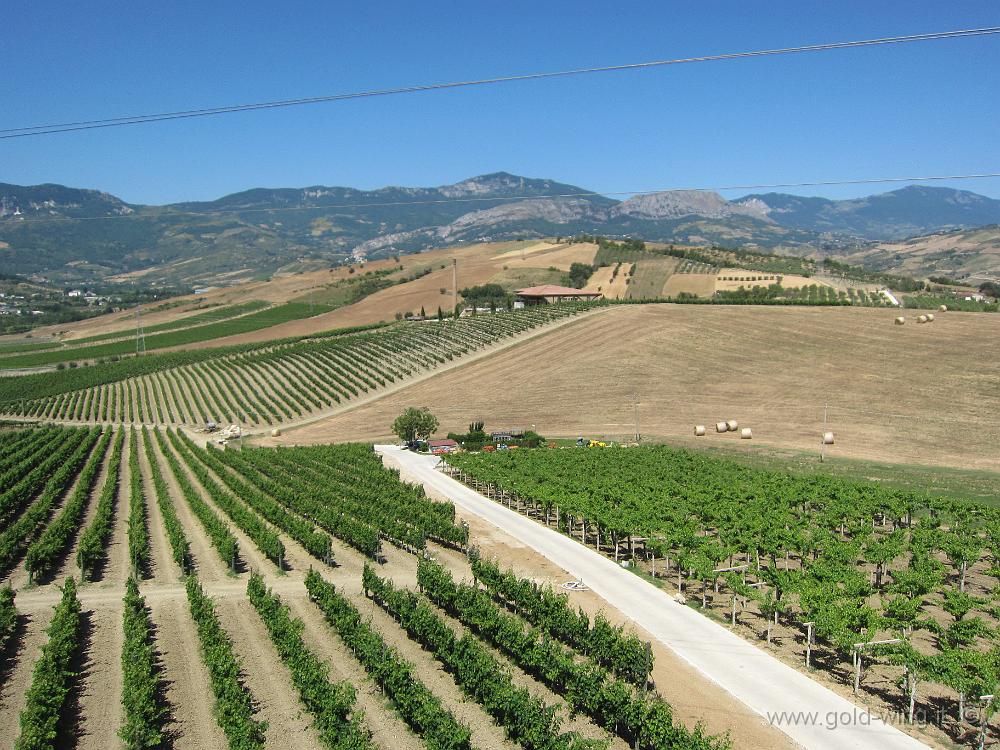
[852,639,901,694]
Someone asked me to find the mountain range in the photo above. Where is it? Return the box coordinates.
[2,172,999,287]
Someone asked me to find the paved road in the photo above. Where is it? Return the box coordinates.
[379,445,931,750]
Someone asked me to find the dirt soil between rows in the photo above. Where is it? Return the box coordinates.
[0,422,790,750]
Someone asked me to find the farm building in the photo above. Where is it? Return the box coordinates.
[490,429,525,443]
[514,285,602,306]
[428,438,459,455]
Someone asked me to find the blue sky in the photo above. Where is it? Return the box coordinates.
[3,1,999,204]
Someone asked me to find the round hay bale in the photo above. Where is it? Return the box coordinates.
[726,419,739,432]
[715,422,728,433]
[270,427,281,437]
[740,428,753,440]
[917,314,928,324]
[694,425,706,436]
[939,304,948,312]
[822,431,835,445]
[926,313,935,322]
[894,316,906,326]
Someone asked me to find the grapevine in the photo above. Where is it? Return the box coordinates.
[119,577,166,749]
[304,570,472,750]
[185,574,266,749]
[15,578,83,750]
[247,573,374,750]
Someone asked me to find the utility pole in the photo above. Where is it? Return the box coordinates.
[820,402,828,462]
[135,305,146,356]
[631,391,640,443]
[452,258,458,318]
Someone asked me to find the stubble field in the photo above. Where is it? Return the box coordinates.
[284,304,1000,471]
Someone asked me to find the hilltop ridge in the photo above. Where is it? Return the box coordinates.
[2,174,1000,286]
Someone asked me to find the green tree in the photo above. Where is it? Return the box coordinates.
[392,407,439,444]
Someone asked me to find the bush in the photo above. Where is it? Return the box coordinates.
[564,263,597,289]
[519,430,546,448]
[459,283,511,309]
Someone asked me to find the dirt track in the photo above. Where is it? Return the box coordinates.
[383,446,929,750]
[288,304,1000,471]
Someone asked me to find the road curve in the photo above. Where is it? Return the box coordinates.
[378,445,931,750]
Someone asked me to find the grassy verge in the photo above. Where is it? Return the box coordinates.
[538,434,1000,505]
[659,437,1000,505]
[67,300,270,345]
[902,294,997,312]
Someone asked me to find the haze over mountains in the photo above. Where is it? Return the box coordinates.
[2,172,999,287]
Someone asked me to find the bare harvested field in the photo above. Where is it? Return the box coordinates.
[186,241,600,348]
[627,256,680,298]
[11,267,346,344]
[4,243,500,341]
[662,273,717,298]
[286,304,1000,470]
[0,426,784,750]
[508,241,598,269]
[0,240,604,357]
[584,262,634,299]
[490,240,563,260]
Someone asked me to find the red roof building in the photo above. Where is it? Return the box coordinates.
[428,438,460,454]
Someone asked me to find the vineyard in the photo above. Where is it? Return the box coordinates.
[445,445,1000,744]
[0,304,590,428]
[1,286,992,749]
[0,423,736,750]
[0,301,333,369]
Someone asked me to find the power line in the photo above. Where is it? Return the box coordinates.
[4,171,1000,225]
[3,26,999,139]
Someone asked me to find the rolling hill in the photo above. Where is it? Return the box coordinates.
[838,225,1000,284]
[742,185,1000,240]
[3,174,1000,287]
[287,304,1000,473]
[0,240,603,353]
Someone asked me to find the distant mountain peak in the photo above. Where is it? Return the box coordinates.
[611,190,771,221]
[2,174,999,286]
[0,182,133,220]
[742,185,1000,240]
[437,172,596,200]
